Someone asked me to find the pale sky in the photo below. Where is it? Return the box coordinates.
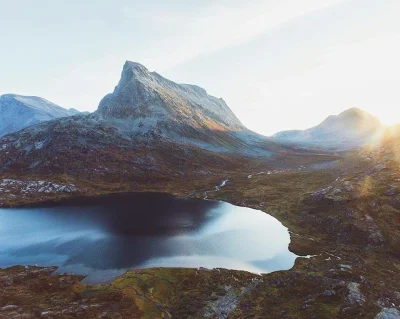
[1,0,399,135]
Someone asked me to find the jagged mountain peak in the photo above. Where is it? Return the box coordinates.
[122,60,152,79]
[124,60,147,70]
[120,61,210,98]
[0,60,283,176]
[97,61,245,138]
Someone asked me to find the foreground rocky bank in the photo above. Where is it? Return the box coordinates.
[1,153,400,319]
[1,138,400,318]
[1,60,398,318]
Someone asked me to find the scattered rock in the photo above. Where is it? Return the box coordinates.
[301,303,311,310]
[385,186,399,196]
[339,264,352,271]
[346,282,365,306]
[0,179,77,196]
[343,181,354,191]
[333,188,342,195]
[374,308,400,319]
[368,229,385,245]
[310,186,333,201]
[0,305,18,311]
[322,290,336,297]
[391,197,400,210]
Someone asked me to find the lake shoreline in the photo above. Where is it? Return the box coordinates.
[0,193,296,283]
[1,162,399,317]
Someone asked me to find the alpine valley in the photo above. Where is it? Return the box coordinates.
[0,62,399,319]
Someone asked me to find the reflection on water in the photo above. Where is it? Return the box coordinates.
[0,193,297,283]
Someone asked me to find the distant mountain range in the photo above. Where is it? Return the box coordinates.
[0,61,388,180]
[0,94,84,137]
[272,108,385,150]
[0,61,289,177]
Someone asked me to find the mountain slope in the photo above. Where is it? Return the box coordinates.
[0,61,318,181]
[98,61,244,132]
[96,61,263,152]
[272,108,385,150]
[0,94,81,137]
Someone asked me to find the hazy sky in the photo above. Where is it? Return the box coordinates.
[1,0,399,135]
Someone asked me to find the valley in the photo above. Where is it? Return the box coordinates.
[0,61,399,319]
[1,143,399,318]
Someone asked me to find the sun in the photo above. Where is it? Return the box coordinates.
[362,106,400,127]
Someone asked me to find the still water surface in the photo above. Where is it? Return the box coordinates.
[0,193,297,283]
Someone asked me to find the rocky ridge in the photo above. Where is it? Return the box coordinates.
[273,107,385,150]
[0,94,81,137]
[0,62,316,180]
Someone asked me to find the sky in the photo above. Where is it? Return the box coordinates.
[1,0,399,135]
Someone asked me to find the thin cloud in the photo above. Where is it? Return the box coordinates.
[123,0,348,71]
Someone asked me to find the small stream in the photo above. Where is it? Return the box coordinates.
[203,179,229,199]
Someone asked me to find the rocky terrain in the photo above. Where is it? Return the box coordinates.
[0,62,399,318]
[273,107,385,150]
[0,265,262,319]
[0,94,81,137]
[0,61,284,169]
[1,130,399,318]
[97,61,249,150]
[0,62,336,192]
[1,138,399,318]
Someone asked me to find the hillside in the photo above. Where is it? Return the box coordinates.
[0,94,81,137]
[273,108,385,150]
[0,62,320,181]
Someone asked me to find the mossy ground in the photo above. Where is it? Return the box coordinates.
[0,147,399,318]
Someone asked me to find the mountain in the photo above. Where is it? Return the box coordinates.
[0,94,82,137]
[272,107,385,150]
[0,61,287,179]
[0,61,338,186]
[95,61,264,153]
[98,61,244,132]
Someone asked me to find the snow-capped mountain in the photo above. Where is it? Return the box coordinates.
[0,94,81,137]
[272,108,385,150]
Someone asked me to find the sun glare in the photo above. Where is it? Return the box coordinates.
[367,108,400,127]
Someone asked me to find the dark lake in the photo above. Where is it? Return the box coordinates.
[0,193,297,283]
